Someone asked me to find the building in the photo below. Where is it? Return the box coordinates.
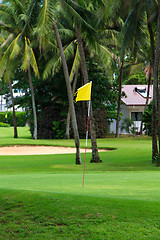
[0,87,25,112]
[110,85,153,134]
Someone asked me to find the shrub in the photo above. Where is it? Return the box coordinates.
[0,122,10,127]
[0,111,27,127]
[142,102,153,136]
[52,120,66,139]
[121,118,136,134]
[16,112,27,127]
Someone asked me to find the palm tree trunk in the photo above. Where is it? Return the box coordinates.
[152,1,160,162]
[65,111,71,139]
[115,59,124,138]
[65,71,78,139]
[147,8,158,161]
[9,80,18,138]
[28,66,37,140]
[140,69,151,135]
[53,20,81,165]
[75,25,101,163]
[157,0,160,162]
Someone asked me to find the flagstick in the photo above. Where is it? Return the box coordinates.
[82,100,91,188]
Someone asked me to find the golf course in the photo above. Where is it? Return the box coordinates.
[0,127,160,239]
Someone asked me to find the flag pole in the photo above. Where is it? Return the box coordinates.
[82,99,91,188]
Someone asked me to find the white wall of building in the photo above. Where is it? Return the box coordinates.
[110,104,145,134]
[0,88,25,112]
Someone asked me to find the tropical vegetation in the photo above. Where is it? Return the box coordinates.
[0,0,160,164]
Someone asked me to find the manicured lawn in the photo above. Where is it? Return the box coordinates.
[0,127,160,239]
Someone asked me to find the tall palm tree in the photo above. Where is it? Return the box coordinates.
[155,0,160,162]
[0,32,18,138]
[33,0,81,164]
[53,21,81,164]
[0,0,39,139]
[59,0,104,162]
[74,26,101,163]
[120,0,158,160]
[9,80,18,138]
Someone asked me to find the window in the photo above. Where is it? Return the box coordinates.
[134,87,151,98]
[131,112,142,121]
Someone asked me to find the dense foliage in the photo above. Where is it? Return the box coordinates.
[0,0,160,163]
[0,112,27,127]
[142,102,154,136]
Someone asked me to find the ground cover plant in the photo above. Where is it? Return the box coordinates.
[0,127,160,239]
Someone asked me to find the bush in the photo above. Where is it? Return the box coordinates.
[121,118,136,134]
[0,111,27,127]
[16,112,27,127]
[0,122,10,127]
[142,102,154,136]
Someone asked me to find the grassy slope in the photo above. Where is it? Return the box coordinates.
[0,127,160,239]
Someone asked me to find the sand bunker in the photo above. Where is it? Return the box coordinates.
[0,145,107,156]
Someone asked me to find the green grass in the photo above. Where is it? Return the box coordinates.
[0,127,160,239]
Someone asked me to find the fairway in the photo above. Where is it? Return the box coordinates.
[0,127,160,239]
[0,172,160,201]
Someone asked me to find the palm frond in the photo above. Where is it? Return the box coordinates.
[0,33,14,49]
[124,62,145,76]
[101,44,120,64]
[0,4,16,27]
[2,0,24,14]
[0,34,5,45]
[10,33,21,60]
[20,0,37,38]
[3,58,16,82]
[120,0,146,60]
[21,37,30,71]
[57,22,75,40]
[29,46,40,78]
[43,40,76,79]
[43,55,59,79]
[60,0,96,32]
[0,38,15,78]
[70,44,80,82]
[35,0,55,51]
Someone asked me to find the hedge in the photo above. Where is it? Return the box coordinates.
[0,111,27,127]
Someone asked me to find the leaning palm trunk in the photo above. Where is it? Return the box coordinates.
[28,66,37,140]
[9,80,18,138]
[75,25,101,163]
[53,20,81,165]
[115,59,124,138]
[65,71,78,139]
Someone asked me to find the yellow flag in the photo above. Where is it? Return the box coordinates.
[5,114,7,118]
[74,82,92,103]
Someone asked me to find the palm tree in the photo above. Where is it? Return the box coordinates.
[59,0,104,162]
[155,0,160,162]
[0,32,18,138]
[74,26,101,163]
[120,0,158,160]
[32,0,81,164]
[115,58,124,138]
[53,20,81,164]
[9,80,18,138]
[0,0,39,139]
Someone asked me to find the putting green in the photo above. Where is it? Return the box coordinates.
[0,171,160,201]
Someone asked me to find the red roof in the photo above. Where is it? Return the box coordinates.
[122,85,153,106]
